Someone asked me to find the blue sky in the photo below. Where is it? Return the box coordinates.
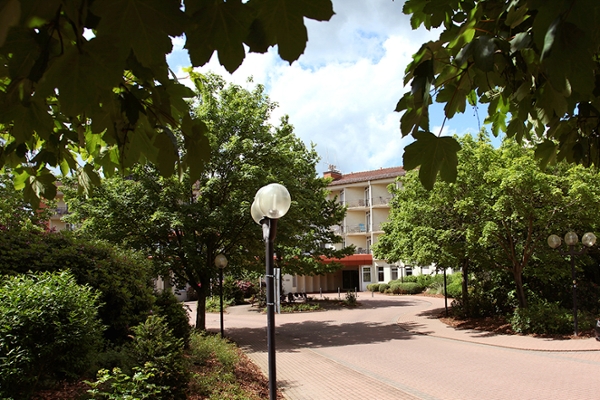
[167,0,484,175]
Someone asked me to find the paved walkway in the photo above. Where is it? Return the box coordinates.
[189,292,600,399]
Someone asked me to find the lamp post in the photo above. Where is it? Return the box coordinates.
[251,183,291,400]
[215,253,228,338]
[547,231,596,336]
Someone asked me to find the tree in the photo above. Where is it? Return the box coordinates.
[399,0,600,189]
[374,134,496,314]
[66,73,351,329]
[0,0,334,206]
[0,171,54,230]
[375,132,600,311]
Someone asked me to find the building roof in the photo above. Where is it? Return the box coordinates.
[327,166,405,187]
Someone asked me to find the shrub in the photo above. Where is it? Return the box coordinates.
[187,332,241,397]
[0,271,103,399]
[344,290,357,306]
[0,229,155,344]
[390,282,423,295]
[366,283,379,292]
[86,364,169,400]
[152,290,192,347]
[127,315,189,400]
[378,283,390,293]
[222,276,245,305]
[510,300,573,335]
[206,295,235,313]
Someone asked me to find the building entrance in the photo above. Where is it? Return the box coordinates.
[342,269,359,291]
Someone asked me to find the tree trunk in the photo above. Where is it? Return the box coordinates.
[513,270,527,309]
[193,275,210,330]
[461,258,470,316]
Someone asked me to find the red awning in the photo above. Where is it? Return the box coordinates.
[320,254,373,267]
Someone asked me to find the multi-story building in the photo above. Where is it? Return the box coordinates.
[44,187,73,231]
[282,165,427,294]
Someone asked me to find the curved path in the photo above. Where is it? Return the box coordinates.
[192,293,600,400]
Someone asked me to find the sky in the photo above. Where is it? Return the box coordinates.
[167,0,483,176]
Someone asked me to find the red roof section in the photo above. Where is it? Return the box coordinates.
[320,254,373,266]
[327,166,405,186]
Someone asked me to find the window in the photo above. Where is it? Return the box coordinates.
[391,267,398,281]
[364,187,370,207]
[421,266,429,274]
[362,267,372,283]
[405,266,413,276]
[366,211,371,232]
[366,238,372,253]
[339,189,345,205]
[378,267,384,282]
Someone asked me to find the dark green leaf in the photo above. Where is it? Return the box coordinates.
[403,131,461,190]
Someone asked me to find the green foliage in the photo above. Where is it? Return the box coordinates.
[0,271,103,399]
[152,290,192,347]
[280,303,323,313]
[187,332,245,398]
[390,282,423,295]
[378,283,390,293]
[0,229,155,343]
[445,275,463,299]
[206,295,235,313]
[127,316,189,400]
[376,133,600,313]
[343,290,357,306]
[510,301,573,335]
[0,0,334,206]
[0,171,54,230]
[65,73,351,330]
[86,364,169,400]
[367,283,379,292]
[401,0,600,187]
[222,276,245,305]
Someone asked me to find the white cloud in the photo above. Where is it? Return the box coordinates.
[167,0,480,175]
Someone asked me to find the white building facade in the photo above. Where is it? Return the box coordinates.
[283,166,434,294]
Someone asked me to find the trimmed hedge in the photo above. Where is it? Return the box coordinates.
[367,283,379,292]
[389,282,423,295]
[378,283,390,293]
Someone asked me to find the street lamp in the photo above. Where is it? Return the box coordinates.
[215,253,228,339]
[251,183,291,400]
[547,231,596,336]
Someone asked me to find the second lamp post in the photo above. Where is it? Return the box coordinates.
[215,253,228,338]
[547,231,596,336]
[251,183,291,400]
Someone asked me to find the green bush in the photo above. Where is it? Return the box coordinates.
[127,315,189,400]
[187,332,240,397]
[0,229,155,344]
[378,283,390,293]
[344,291,357,306]
[366,283,379,292]
[153,290,192,347]
[390,282,423,295]
[222,276,245,305]
[0,271,104,399]
[510,300,573,335]
[86,364,169,400]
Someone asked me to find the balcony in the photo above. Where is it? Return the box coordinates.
[55,207,69,215]
[371,196,391,207]
[346,224,368,234]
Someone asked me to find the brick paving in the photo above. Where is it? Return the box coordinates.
[191,292,600,399]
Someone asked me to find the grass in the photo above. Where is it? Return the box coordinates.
[186,331,272,399]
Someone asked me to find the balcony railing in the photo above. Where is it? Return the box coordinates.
[55,207,69,215]
[341,197,391,208]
